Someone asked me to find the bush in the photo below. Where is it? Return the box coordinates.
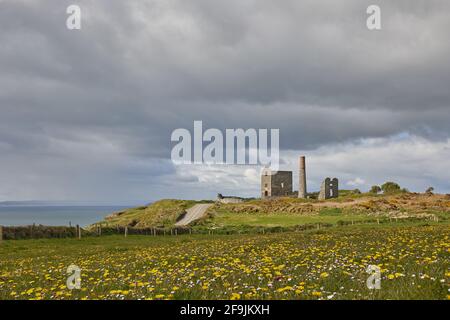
[381,182,401,194]
[370,185,382,194]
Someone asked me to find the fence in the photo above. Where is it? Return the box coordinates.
[0,224,194,240]
[0,215,441,241]
[0,225,94,240]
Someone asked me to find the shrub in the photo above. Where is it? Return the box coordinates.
[381,182,401,194]
[370,185,382,194]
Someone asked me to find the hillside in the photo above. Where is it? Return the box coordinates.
[94,199,205,228]
[211,192,450,215]
[199,192,450,230]
[92,193,450,230]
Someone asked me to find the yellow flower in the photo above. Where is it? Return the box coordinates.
[276,286,293,293]
[230,293,241,300]
[320,272,329,278]
[312,291,322,297]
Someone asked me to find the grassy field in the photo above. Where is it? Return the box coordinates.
[0,224,448,300]
[1,193,449,300]
[91,193,450,231]
[209,212,368,227]
[192,193,450,231]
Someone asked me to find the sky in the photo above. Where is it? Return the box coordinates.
[1,0,449,204]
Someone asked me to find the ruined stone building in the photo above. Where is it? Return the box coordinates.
[318,178,339,200]
[261,169,293,198]
[216,193,244,204]
[260,156,339,200]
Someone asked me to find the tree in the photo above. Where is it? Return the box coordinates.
[381,182,401,194]
[370,185,382,194]
[425,187,434,195]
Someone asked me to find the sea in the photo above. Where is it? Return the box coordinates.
[0,206,130,227]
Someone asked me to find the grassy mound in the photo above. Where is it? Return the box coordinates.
[94,199,201,228]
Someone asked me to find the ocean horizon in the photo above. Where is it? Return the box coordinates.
[0,205,130,227]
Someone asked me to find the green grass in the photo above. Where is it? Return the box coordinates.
[94,199,204,228]
[209,212,368,227]
[91,193,450,230]
[319,207,343,215]
[0,224,448,300]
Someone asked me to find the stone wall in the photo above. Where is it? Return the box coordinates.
[261,169,293,198]
[318,178,339,200]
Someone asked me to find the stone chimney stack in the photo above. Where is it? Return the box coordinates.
[298,156,307,198]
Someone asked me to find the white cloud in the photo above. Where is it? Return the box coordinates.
[347,178,366,187]
[168,134,450,198]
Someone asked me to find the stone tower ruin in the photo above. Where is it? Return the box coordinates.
[298,156,307,198]
[260,156,339,200]
[261,169,293,198]
[318,178,339,200]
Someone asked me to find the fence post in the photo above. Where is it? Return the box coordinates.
[0,225,3,243]
[175,229,178,236]
[125,226,128,237]
[98,225,102,236]
[377,219,380,225]
[76,225,81,239]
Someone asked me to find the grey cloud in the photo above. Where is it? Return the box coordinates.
[0,0,449,201]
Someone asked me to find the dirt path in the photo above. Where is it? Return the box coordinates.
[175,203,213,226]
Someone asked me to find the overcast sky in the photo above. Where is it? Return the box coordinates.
[1,0,449,204]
